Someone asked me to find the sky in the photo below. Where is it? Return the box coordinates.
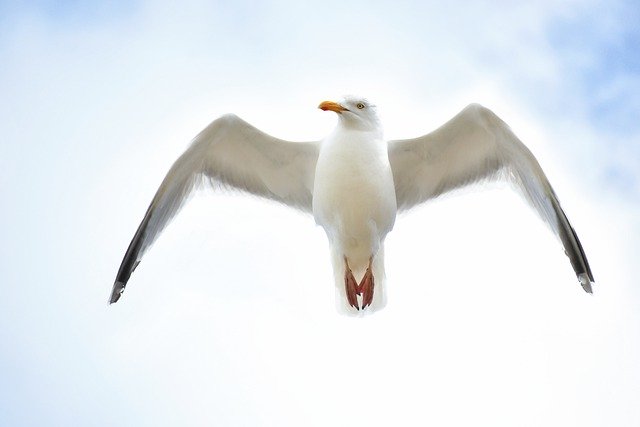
[1,0,639,425]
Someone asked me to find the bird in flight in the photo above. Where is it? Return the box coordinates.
[110,96,594,313]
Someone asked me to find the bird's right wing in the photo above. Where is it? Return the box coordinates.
[388,104,594,292]
[110,114,319,303]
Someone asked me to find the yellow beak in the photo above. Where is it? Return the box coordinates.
[318,100,347,114]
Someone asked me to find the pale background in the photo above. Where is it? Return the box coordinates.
[1,1,639,425]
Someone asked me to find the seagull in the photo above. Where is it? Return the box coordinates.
[110,96,594,313]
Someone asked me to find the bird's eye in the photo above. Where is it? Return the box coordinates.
[356,102,365,109]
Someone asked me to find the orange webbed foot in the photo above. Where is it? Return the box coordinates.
[344,265,360,310]
[358,266,375,309]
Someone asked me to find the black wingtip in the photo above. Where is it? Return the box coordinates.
[578,273,593,294]
[109,281,126,304]
[111,253,142,305]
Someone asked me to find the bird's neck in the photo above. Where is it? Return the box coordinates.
[321,125,385,154]
[338,120,383,138]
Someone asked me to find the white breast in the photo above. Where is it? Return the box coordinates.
[313,126,397,264]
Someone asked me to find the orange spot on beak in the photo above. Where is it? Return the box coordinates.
[318,101,347,114]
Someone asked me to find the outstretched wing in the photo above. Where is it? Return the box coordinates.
[110,114,319,303]
[387,103,594,292]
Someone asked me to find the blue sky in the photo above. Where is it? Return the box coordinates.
[1,1,639,426]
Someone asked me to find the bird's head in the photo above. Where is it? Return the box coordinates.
[318,96,380,131]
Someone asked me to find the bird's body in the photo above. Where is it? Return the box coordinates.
[313,113,396,312]
[110,96,594,314]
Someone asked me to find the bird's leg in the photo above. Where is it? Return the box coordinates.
[358,257,375,309]
[344,256,360,310]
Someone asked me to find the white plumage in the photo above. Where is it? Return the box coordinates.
[110,96,594,314]
[313,98,396,313]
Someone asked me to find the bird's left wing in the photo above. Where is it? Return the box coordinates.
[110,114,319,303]
[387,103,594,292]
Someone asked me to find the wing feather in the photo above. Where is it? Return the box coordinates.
[110,114,318,303]
[388,104,594,291]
